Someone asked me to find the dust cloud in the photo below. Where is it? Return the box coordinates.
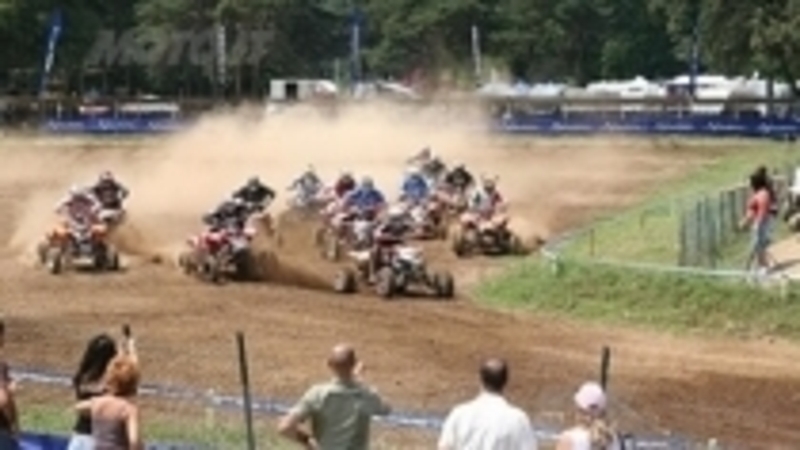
[3,102,692,276]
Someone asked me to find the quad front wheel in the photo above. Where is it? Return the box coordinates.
[432,271,455,299]
[374,267,396,299]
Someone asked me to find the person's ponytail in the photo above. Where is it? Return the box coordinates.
[589,417,617,449]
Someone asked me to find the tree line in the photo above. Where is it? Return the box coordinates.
[1,0,799,98]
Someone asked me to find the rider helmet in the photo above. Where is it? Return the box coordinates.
[360,176,374,189]
[98,171,114,183]
[483,177,496,192]
[247,176,261,186]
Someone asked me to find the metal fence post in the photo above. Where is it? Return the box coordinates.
[599,346,611,390]
[236,331,257,450]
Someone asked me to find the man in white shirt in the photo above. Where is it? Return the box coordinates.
[438,358,538,450]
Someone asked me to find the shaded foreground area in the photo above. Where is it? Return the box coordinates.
[0,133,798,448]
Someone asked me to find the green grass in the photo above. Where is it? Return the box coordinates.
[477,140,800,338]
[477,259,800,339]
[562,141,799,268]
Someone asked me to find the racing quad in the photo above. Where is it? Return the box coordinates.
[314,209,376,261]
[405,199,448,240]
[332,244,455,299]
[286,188,334,221]
[97,207,126,229]
[37,219,121,274]
[450,212,524,257]
[434,185,470,224]
[178,225,257,284]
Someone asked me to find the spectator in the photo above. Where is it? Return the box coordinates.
[556,381,620,450]
[438,358,537,450]
[741,170,774,275]
[0,316,19,450]
[75,334,142,450]
[278,343,391,450]
[0,362,20,450]
[67,334,119,450]
[754,166,779,217]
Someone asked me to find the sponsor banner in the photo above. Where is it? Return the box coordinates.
[42,118,188,134]
[494,114,800,137]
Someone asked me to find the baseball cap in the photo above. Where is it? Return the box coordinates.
[574,381,607,412]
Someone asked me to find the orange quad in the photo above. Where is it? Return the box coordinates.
[449,209,524,258]
[37,217,121,274]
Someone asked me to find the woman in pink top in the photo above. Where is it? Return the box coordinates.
[741,170,773,275]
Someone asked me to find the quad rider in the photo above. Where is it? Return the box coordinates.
[88,171,129,225]
[408,147,446,186]
[333,171,357,199]
[465,176,506,226]
[438,162,474,214]
[203,198,250,232]
[365,204,413,282]
[89,171,129,210]
[343,176,387,218]
[337,176,387,248]
[232,176,276,215]
[57,185,101,225]
[443,162,474,195]
[288,165,324,208]
[400,166,431,207]
[53,186,102,244]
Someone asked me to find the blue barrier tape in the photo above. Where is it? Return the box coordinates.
[8,365,696,447]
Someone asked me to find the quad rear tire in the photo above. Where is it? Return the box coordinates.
[333,268,357,294]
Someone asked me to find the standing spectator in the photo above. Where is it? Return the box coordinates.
[438,358,537,450]
[556,381,621,450]
[278,343,391,450]
[0,362,20,450]
[74,329,142,450]
[754,166,779,218]
[741,170,774,275]
[0,317,19,450]
[67,334,119,450]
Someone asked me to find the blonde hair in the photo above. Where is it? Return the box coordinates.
[103,355,140,397]
[588,416,617,449]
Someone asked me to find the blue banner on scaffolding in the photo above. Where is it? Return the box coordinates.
[40,112,800,138]
[493,113,800,138]
[42,118,188,134]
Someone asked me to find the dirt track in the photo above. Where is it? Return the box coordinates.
[1,113,799,448]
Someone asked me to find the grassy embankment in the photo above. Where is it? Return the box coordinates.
[478,140,800,339]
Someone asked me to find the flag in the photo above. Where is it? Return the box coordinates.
[471,25,482,82]
[688,21,700,98]
[350,7,364,86]
[39,8,63,97]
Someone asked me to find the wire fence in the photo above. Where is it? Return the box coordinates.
[547,162,797,277]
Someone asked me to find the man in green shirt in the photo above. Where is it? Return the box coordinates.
[278,344,392,450]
